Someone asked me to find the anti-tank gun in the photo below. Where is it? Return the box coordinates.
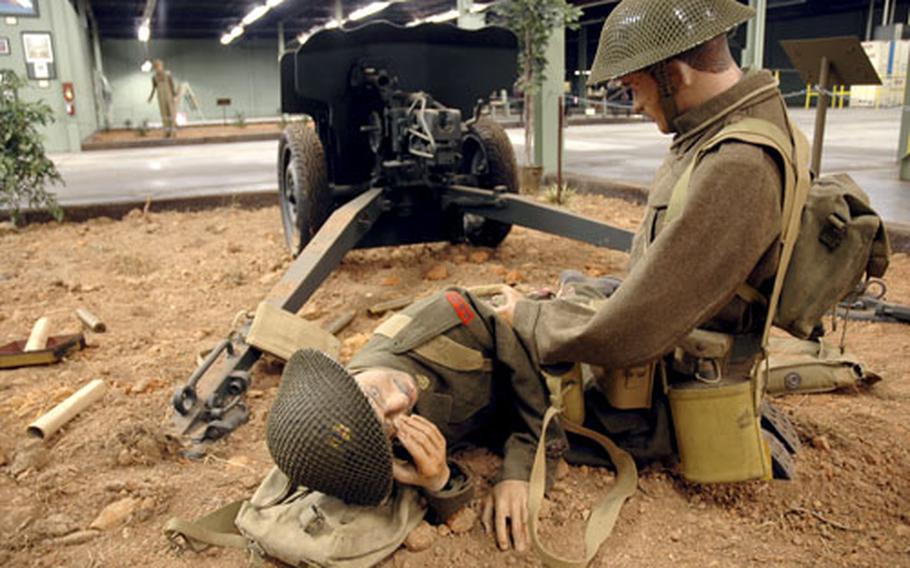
[171,22,635,445]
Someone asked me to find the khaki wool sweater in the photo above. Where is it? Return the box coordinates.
[514,70,792,369]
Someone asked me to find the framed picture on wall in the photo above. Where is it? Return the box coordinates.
[0,37,10,56]
[0,0,39,18]
[21,31,55,80]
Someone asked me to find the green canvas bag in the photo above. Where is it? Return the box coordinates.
[774,173,891,339]
[765,336,882,395]
[164,467,427,568]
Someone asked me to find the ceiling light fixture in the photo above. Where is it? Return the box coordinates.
[266,0,285,7]
[137,18,150,42]
[349,1,391,21]
[242,5,269,26]
[323,18,343,29]
[140,60,152,72]
[424,9,458,23]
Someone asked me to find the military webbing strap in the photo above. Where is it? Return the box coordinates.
[163,500,249,552]
[527,373,638,568]
[664,116,812,404]
[666,117,798,311]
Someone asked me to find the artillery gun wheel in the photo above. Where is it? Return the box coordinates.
[460,117,519,248]
[278,123,332,255]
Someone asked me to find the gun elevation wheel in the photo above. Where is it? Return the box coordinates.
[278,123,332,255]
[461,117,519,248]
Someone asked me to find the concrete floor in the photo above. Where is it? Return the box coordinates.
[51,107,910,226]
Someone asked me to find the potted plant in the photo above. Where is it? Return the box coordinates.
[493,0,580,193]
[0,70,62,225]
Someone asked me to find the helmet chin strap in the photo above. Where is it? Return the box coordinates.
[650,62,680,133]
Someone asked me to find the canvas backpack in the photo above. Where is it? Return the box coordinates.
[164,467,426,568]
[667,120,892,340]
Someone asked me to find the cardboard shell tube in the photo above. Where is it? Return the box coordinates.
[75,308,106,333]
[27,379,106,439]
[24,317,51,352]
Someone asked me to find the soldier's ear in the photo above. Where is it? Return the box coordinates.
[668,59,695,91]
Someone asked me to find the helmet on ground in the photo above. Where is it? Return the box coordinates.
[589,0,755,85]
[266,348,393,506]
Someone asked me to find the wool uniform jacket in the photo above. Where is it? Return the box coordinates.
[514,70,789,371]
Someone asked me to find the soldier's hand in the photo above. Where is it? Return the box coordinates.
[392,415,450,492]
[481,479,529,553]
[493,285,524,327]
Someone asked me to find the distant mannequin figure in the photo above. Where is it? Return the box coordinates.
[147,59,181,137]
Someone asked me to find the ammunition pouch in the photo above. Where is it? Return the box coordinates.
[591,363,656,411]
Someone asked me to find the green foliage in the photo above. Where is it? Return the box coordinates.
[124,118,133,130]
[0,71,63,225]
[138,119,150,137]
[234,111,247,128]
[492,0,581,165]
[492,0,581,95]
[543,182,575,205]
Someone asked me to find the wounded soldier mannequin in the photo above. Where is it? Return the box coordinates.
[266,287,571,554]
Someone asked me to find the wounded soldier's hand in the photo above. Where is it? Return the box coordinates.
[482,479,530,552]
[492,285,524,327]
[392,415,450,492]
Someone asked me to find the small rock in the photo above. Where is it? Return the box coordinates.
[425,264,449,281]
[437,523,452,537]
[488,265,508,276]
[505,270,524,284]
[10,441,50,476]
[381,275,402,287]
[451,254,467,264]
[32,513,77,538]
[446,506,477,534]
[144,223,160,234]
[135,436,162,462]
[299,304,324,320]
[129,377,152,395]
[55,530,99,546]
[556,459,570,480]
[90,497,139,530]
[469,250,491,264]
[259,272,279,286]
[0,505,38,534]
[433,545,445,557]
[404,521,436,552]
[811,436,832,451]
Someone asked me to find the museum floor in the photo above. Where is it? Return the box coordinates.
[50,107,910,228]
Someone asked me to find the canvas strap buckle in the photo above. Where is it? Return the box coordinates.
[819,212,848,251]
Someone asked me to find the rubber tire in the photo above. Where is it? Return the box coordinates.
[461,117,519,248]
[278,123,332,256]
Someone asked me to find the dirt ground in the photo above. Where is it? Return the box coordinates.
[83,121,285,145]
[0,193,908,568]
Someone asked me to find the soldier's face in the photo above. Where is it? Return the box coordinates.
[354,368,418,437]
[620,71,671,134]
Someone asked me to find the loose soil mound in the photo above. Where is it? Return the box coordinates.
[0,194,907,567]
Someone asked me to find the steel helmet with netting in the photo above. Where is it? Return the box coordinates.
[588,0,755,85]
[266,348,394,506]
